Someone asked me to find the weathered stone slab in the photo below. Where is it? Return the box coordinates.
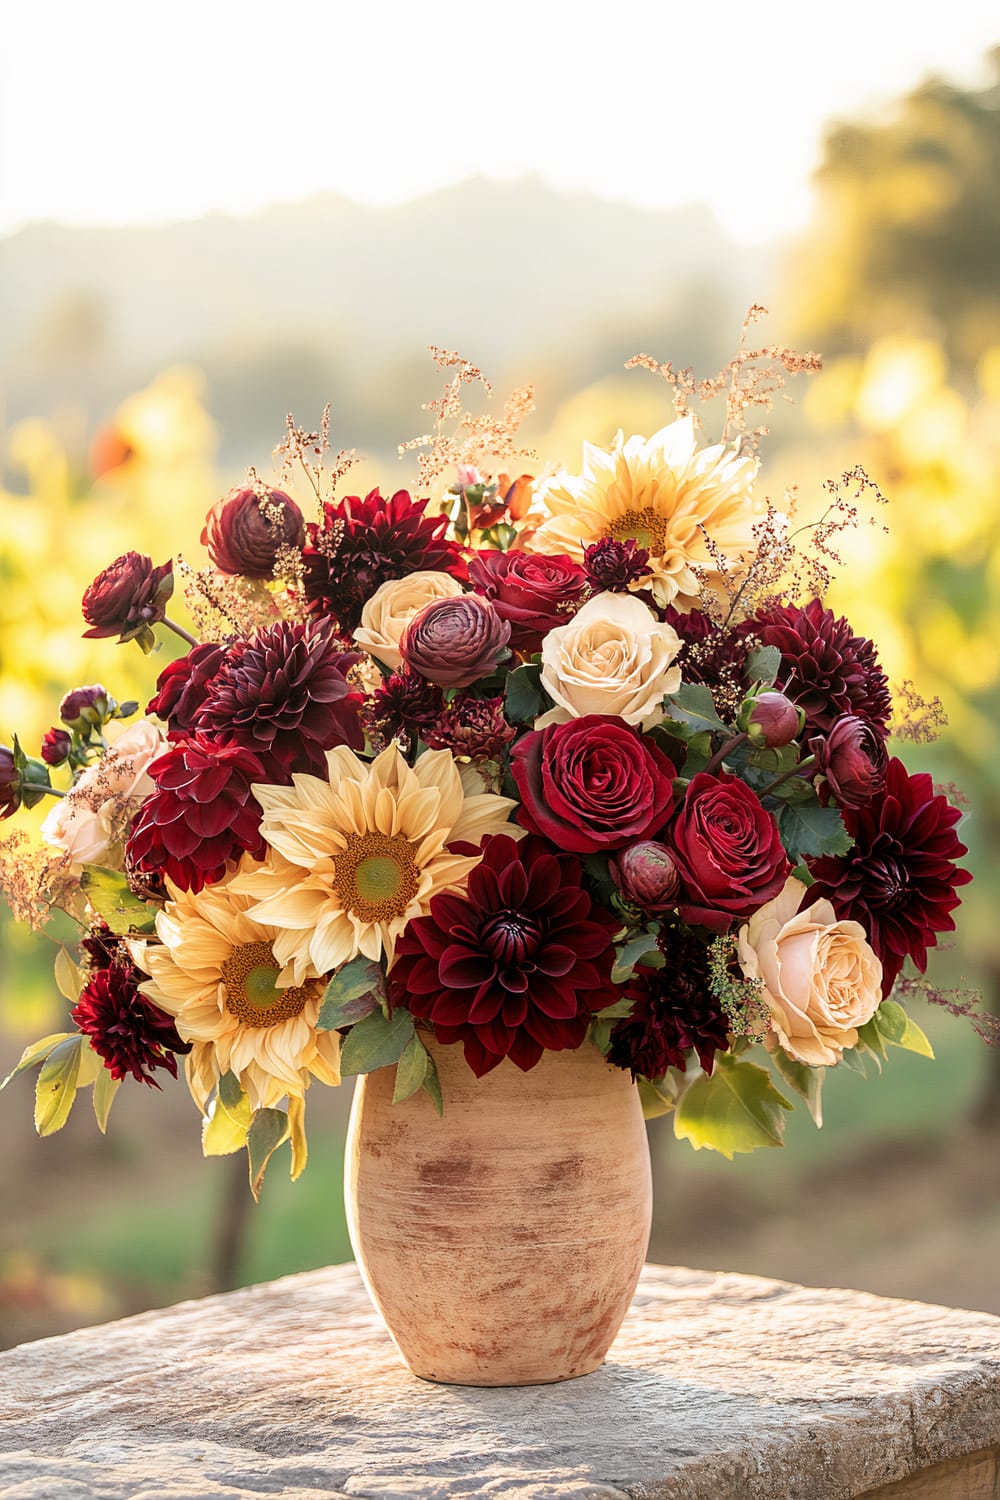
[1,1263,998,1499]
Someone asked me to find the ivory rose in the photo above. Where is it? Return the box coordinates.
[537,593,682,730]
[353,571,464,670]
[737,876,882,1067]
[41,717,166,869]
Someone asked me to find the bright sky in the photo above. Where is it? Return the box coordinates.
[1,1,997,244]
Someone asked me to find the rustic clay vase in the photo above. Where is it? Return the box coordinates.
[344,1030,652,1386]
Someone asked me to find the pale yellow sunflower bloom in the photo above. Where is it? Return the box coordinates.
[133,860,340,1114]
[231,743,520,979]
[529,416,762,610]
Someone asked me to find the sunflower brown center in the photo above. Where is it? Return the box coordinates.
[333,832,420,923]
[221,940,314,1028]
[606,507,667,554]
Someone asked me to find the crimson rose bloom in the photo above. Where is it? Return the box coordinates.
[400,594,511,689]
[147,642,225,735]
[467,550,587,653]
[73,963,189,1087]
[808,758,971,997]
[511,715,675,854]
[82,552,174,644]
[391,833,619,1076]
[127,735,269,892]
[202,486,304,578]
[669,770,791,930]
[810,716,888,807]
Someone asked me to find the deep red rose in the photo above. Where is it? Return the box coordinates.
[610,841,681,914]
[511,715,676,855]
[147,642,226,735]
[40,728,73,767]
[73,963,189,1087]
[82,552,174,644]
[467,550,588,653]
[400,595,511,689]
[201,486,305,578]
[810,716,888,807]
[669,770,791,930]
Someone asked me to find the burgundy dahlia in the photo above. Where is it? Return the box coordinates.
[808,757,971,997]
[147,642,226,735]
[391,833,619,1076]
[301,488,466,631]
[40,727,73,767]
[609,929,729,1079]
[400,594,511,689]
[370,669,444,746]
[810,716,888,807]
[467,550,588,653]
[72,963,189,1087]
[82,552,174,645]
[424,695,516,761]
[192,618,363,778]
[663,606,752,714]
[748,598,892,738]
[583,537,651,592]
[202,485,305,578]
[127,735,270,893]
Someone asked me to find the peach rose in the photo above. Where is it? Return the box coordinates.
[353,571,465,670]
[737,876,882,1067]
[537,592,682,730]
[41,717,166,869]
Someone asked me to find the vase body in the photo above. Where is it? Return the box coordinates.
[344,1031,652,1386]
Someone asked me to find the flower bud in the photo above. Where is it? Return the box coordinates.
[40,727,73,766]
[82,552,174,647]
[201,486,305,579]
[741,690,803,748]
[583,537,650,592]
[610,841,681,914]
[60,684,111,732]
[0,747,21,820]
[810,716,888,807]
[400,595,512,689]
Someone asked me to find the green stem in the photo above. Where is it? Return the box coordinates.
[702,731,749,777]
[23,783,65,798]
[760,753,816,798]
[162,616,199,649]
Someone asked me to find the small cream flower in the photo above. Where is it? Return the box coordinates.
[537,593,681,730]
[738,877,882,1067]
[41,718,166,869]
[353,571,465,670]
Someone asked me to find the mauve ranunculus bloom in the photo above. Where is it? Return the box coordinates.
[59,684,110,731]
[746,691,802,748]
[40,728,73,767]
[0,748,20,820]
[610,840,681,914]
[400,594,511,689]
[669,770,791,931]
[810,716,888,807]
[201,486,305,579]
[467,550,587,653]
[82,552,174,644]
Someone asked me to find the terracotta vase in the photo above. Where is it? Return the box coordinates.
[344,1031,652,1386]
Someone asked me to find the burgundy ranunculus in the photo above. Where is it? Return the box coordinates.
[127,735,270,893]
[467,550,588,653]
[147,642,226,734]
[0,747,20,820]
[201,486,305,578]
[59,684,110,731]
[82,552,174,644]
[610,841,681,914]
[669,770,791,930]
[810,716,888,807]
[73,963,189,1087]
[748,598,892,738]
[511,715,676,855]
[391,833,619,1076]
[424,695,516,761]
[609,928,729,1078]
[808,757,971,997]
[583,537,651,592]
[400,595,511,689]
[40,728,73,767]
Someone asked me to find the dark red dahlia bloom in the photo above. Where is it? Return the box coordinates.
[583,537,650,592]
[147,642,226,735]
[127,735,269,893]
[202,485,305,578]
[669,770,791,931]
[810,715,888,807]
[301,488,467,631]
[73,963,189,1087]
[82,552,174,644]
[40,727,73,766]
[467,550,588,653]
[391,833,619,1076]
[808,757,971,997]
[192,619,363,777]
[747,598,892,738]
[424,694,516,761]
[609,929,729,1079]
[80,925,120,971]
[370,668,444,746]
[663,606,751,713]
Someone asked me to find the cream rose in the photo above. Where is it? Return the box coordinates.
[353,571,465,670]
[537,592,682,730]
[41,717,166,869]
[738,877,882,1067]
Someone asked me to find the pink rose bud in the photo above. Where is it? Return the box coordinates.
[201,486,305,579]
[810,716,888,807]
[400,595,512,689]
[744,691,802,748]
[610,841,681,914]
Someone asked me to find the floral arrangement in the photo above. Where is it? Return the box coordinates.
[0,325,977,1193]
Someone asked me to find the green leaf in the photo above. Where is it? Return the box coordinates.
[54,945,85,1003]
[594,995,635,1021]
[80,865,158,934]
[316,957,383,1031]
[856,1016,887,1061]
[392,1033,430,1104]
[662,682,728,735]
[340,1007,416,1076]
[202,1098,249,1156]
[839,1045,870,1076]
[790,863,815,887]
[638,1074,678,1120]
[92,1067,122,1134]
[217,1070,252,1129]
[34,1035,83,1136]
[247,1107,290,1201]
[673,1053,793,1159]
[421,1050,444,1116]
[679,731,713,774]
[1,1032,75,1090]
[747,742,800,776]
[612,932,662,983]
[771,1048,824,1127]
[775,802,853,863]
[504,662,545,724]
[288,1094,308,1181]
[745,645,781,686]
[875,1000,935,1059]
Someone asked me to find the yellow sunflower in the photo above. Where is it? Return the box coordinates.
[134,860,340,1114]
[231,742,520,979]
[530,416,762,609]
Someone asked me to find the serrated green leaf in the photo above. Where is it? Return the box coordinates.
[92,1067,122,1134]
[771,1048,824,1127]
[875,1000,935,1058]
[1,1032,75,1091]
[421,1049,444,1115]
[80,865,158,934]
[392,1033,430,1104]
[54,945,85,1003]
[340,1007,416,1076]
[775,802,853,862]
[202,1098,249,1156]
[316,957,383,1031]
[673,1053,793,1159]
[247,1107,290,1201]
[34,1035,83,1136]
[745,645,781,686]
[662,682,728,735]
[288,1094,307,1181]
[638,1074,678,1120]
[504,662,545,724]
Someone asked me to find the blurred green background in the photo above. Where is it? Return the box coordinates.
[2,28,1000,1348]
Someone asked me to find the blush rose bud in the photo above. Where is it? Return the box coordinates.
[400,595,512,689]
[740,690,803,748]
[201,486,305,579]
[59,684,111,732]
[810,716,888,807]
[610,841,681,914]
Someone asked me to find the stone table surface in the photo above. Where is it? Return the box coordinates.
[1,1262,999,1500]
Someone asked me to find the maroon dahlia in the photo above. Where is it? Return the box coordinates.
[609,929,729,1079]
[391,833,619,1076]
[127,735,269,893]
[201,485,305,578]
[663,606,751,712]
[82,552,174,645]
[748,598,892,737]
[73,963,189,1087]
[147,642,226,735]
[370,669,444,746]
[301,488,466,631]
[192,618,363,778]
[583,537,651,592]
[424,694,516,761]
[808,757,971,997]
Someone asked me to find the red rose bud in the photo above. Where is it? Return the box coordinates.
[400,594,511,689]
[468,550,588,653]
[0,747,21,819]
[201,486,305,579]
[810,716,888,807]
[40,727,73,766]
[741,690,803,748]
[610,841,681,913]
[59,684,111,731]
[81,552,174,646]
